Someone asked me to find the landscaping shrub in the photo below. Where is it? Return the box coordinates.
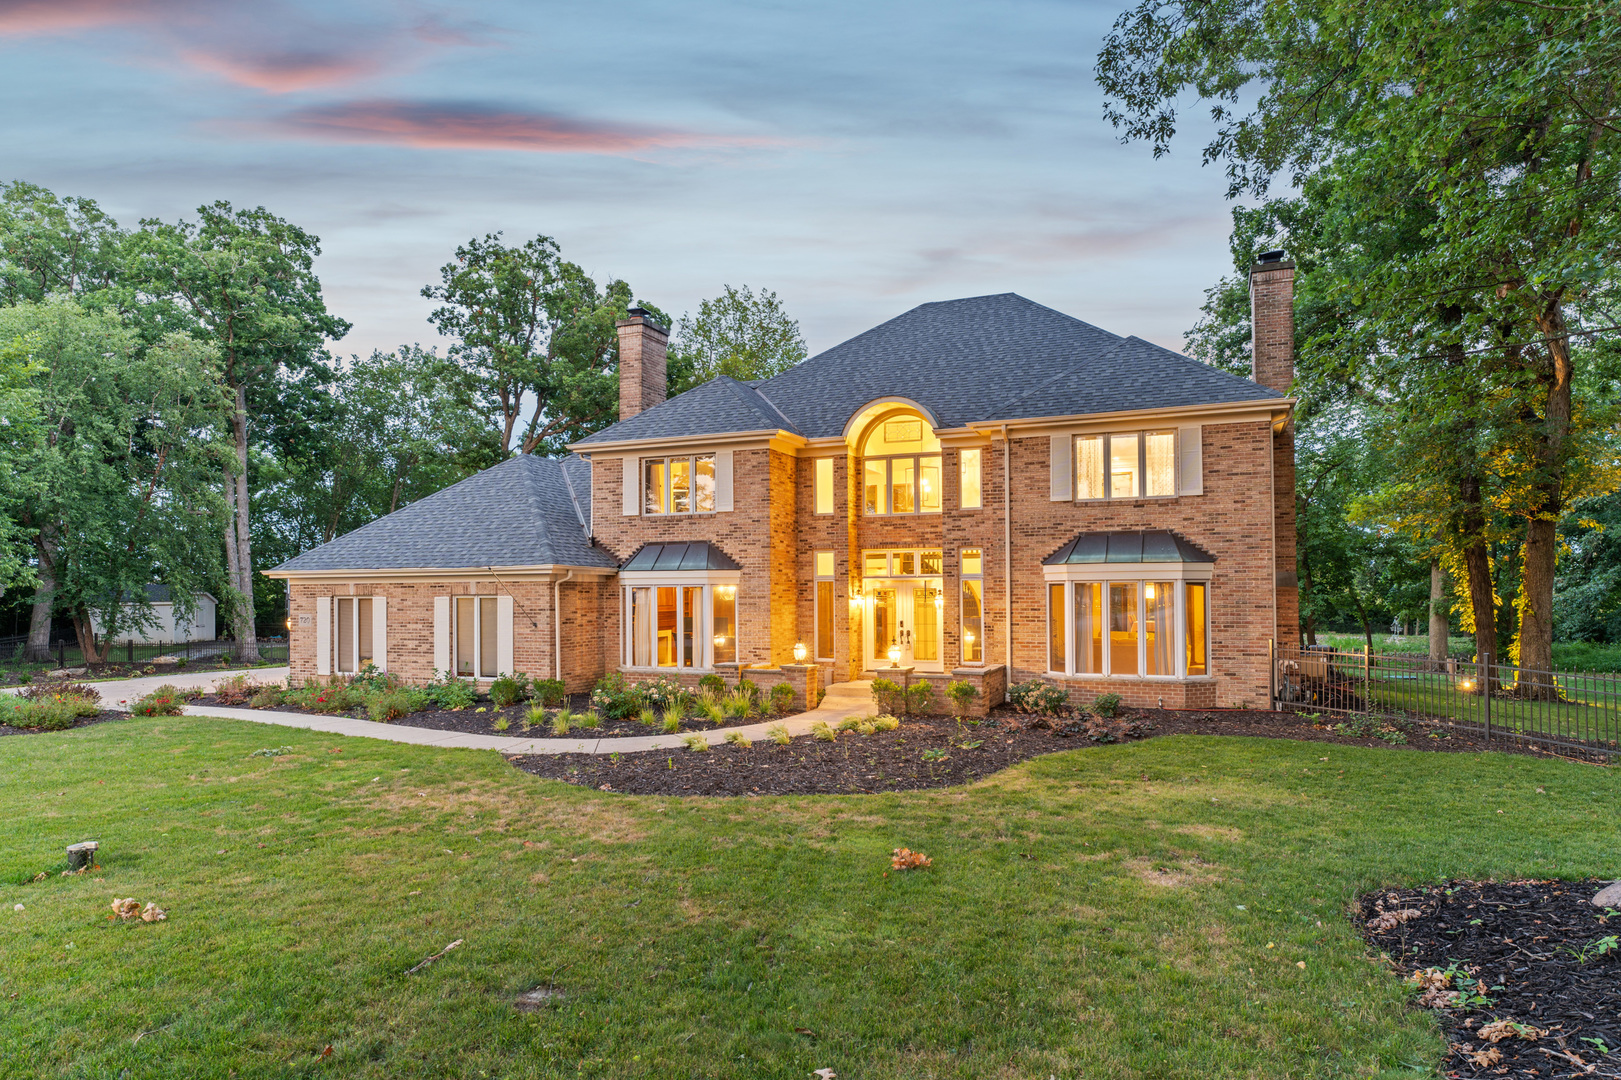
[21,681,101,705]
[425,673,476,711]
[723,689,752,720]
[698,673,726,697]
[698,695,726,725]
[870,677,902,714]
[131,685,186,717]
[770,682,795,714]
[213,674,261,706]
[873,714,900,732]
[530,678,566,707]
[682,734,709,752]
[366,689,416,723]
[591,673,645,719]
[492,717,509,731]
[249,685,287,709]
[579,711,601,729]
[551,709,573,735]
[810,720,836,741]
[904,681,935,714]
[489,674,526,708]
[348,664,404,694]
[1090,692,1123,718]
[1,697,80,730]
[661,714,681,734]
[638,706,658,727]
[945,679,979,717]
[725,729,749,747]
[737,679,761,709]
[524,704,547,729]
[1010,679,1069,716]
[766,722,791,744]
[638,676,686,713]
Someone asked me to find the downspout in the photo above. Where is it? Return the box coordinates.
[554,570,574,682]
[1002,424,1013,673]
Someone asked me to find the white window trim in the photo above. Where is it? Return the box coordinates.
[643,453,719,516]
[1040,564,1213,681]
[619,570,741,672]
[959,548,985,668]
[861,454,944,516]
[1073,430,1181,502]
[450,595,507,681]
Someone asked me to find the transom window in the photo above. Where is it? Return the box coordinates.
[644,454,716,514]
[862,549,943,577]
[1075,431,1177,500]
[861,412,942,515]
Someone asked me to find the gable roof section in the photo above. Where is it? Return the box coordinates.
[1043,529,1216,566]
[270,454,616,573]
[576,294,1281,446]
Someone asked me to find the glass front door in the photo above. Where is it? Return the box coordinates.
[867,578,943,672]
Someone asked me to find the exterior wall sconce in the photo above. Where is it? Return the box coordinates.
[793,642,808,663]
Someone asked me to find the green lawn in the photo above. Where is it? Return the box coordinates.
[2,718,1616,1079]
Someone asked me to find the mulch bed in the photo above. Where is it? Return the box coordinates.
[1358,880,1621,1079]
[0,711,129,737]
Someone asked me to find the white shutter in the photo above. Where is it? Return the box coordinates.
[372,596,387,672]
[1178,425,1203,496]
[621,455,640,515]
[433,596,450,675]
[1049,434,1071,501]
[315,596,331,676]
[496,594,515,675]
[715,448,734,512]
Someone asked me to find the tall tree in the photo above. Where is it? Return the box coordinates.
[1,297,230,663]
[1100,0,1621,684]
[423,233,655,457]
[667,284,807,394]
[125,203,349,662]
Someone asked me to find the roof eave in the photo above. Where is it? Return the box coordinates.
[567,428,807,455]
[263,563,619,582]
[968,396,1295,435]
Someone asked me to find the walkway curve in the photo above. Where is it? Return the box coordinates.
[8,667,878,755]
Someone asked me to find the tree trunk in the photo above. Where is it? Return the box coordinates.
[1515,303,1574,695]
[1427,559,1448,670]
[1459,470,1498,694]
[1355,594,1373,652]
[225,384,261,664]
[70,605,106,666]
[23,527,57,662]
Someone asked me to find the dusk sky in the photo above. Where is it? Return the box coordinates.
[0,0,1246,361]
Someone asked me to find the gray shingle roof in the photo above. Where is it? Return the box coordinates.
[270,454,616,573]
[1042,529,1216,566]
[577,293,1279,445]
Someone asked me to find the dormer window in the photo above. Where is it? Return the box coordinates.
[860,411,942,515]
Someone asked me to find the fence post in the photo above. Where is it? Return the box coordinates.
[1363,644,1371,713]
[1482,652,1492,743]
[1268,638,1276,710]
[57,639,65,668]
[128,640,134,664]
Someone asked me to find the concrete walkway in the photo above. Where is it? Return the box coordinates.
[12,667,879,755]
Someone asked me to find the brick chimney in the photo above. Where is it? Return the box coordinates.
[616,307,668,421]
[1248,250,1295,395]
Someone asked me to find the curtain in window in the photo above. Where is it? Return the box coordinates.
[1072,582,1102,674]
[479,597,498,677]
[1185,582,1208,676]
[357,598,373,667]
[644,460,667,514]
[1110,434,1140,498]
[1109,582,1139,675]
[455,597,475,676]
[631,588,651,667]
[656,587,678,666]
[682,586,701,667]
[1145,431,1176,497]
[1145,581,1174,675]
[1048,583,1066,672]
[712,587,736,663]
[336,597,355,673]
[1076,436,1104,499]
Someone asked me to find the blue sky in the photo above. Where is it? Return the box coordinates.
[0,0,1244,360]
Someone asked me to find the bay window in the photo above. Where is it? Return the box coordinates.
[1075,430,1178,500]
[622,579,738,670]
[1043,576,1212,679]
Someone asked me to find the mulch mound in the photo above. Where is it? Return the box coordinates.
[1358,880,1621,1078]
[0,710,128,737]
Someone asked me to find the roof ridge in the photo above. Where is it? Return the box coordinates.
[737,379,801,434]
[512,455,562,565]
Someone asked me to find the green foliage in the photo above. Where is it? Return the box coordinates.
[661,714,681,734]
[366,690,419,724]
[1090,693,1123,719]
[769,682,795,715]
[0,696,80,730]
[698,696,726,726]
[873,714,901,732]
[904,681,935,715]
[637,676,686,713]
[666,285,807,394]
[637,707,658,727]
[524,704,546,729]
[1010,679,1069,716]
[590,672,644,720]
[810,720,836,742]
[870,677,902,714]
[489,674,526,708]
[945,680,980,717]
[130,685,186,717]
[18,682,101,706]
[723,689,752,720]
[249,685,287,709]
[681,734,709,752]
[551,709,572,736]
[530,678,566,707]
[724,730,749,748]
[697,673,726,697]
[578,711,600,730]
[766,722,791,745]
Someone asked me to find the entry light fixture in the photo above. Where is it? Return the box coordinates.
[887,644,902,667]
[793,642,808,663]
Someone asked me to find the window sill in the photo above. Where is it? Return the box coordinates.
[620,666,716,674]
[1045,671,1215,682]
[1072,495,1180,504]
[641,511,718,518]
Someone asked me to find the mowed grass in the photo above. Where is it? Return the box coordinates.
[2,719,1616,1079]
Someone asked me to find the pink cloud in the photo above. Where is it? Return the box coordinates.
[0,0,170,35]
[176,47,387,93]
[258,100,775,155]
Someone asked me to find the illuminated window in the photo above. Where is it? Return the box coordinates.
[960,448,982,509]
[814,458,834,515]
[859,410,941,515]
[1043,578,1212,679]
[644,454,716,514]
[814,550,835,659]
[960,548,983,665]
[1075,431,1178,500]
[622,583,733,669]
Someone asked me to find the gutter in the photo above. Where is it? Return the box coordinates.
[1002,423,1012,673]
[554,570,574,681]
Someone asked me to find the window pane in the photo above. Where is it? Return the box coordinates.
[960,448,982,508]
[815,457,834,514]
[891,457,915,514]
[1145,431,1176,496]
[815,550,834,578]
[631,588,651,667]
[920,550,942,575]
[897,552,914,576]
[864,459,886,514]
[1076,436,1105,500]
[961,548,982,577]
[455,597,474,676]
[695,455,716,512]
[872,587,895,661]
[1110,434,1140,499]
[1048,583,1066,672]
[712,587,736,664]
[913,583,940,662]
[670,458,692,514]
[919,456,941,512]
[479,597,498,677]
[1145,581,1174,675]
[357,598,373,666]
[1109,583,1139,675]
[644,459,667,514]
[1073,582,1102,674]
[864,551,888,577]
[656,586,678,667]
[683,586,701,667]
[336,598,354,673]
[816,580,834,659]
[1185,583,1207,676]
[961,579,983,664]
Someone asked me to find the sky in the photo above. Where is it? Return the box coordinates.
[0,0,1247,360]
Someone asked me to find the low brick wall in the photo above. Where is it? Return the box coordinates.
[859,665,1007,716]
[620,664,822,714]
[1042,676,1218,711]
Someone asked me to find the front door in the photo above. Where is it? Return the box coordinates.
[868,578,943,672]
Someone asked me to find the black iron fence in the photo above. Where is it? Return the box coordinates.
[1271,642,1621,759]
[0,634,289,668]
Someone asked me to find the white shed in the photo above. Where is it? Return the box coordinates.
[91,585,218,644]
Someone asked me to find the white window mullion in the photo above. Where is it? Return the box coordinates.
[1100,582,1111,677]
[1064,582,1075,677]
[1174,582,1187,678]
[1138,581,1148,677]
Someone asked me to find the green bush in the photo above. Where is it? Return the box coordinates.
[945,679,979,717]
[425,673,476,711]
[489,674,526,708]
[1009,679,1069,716]
[366,689,417,723]
[590,672,644,719]
[21,681,101,706]
[770,682,796,714]
[638,676,686,712]
[309,686,364,714]
[638,706,659,727]
[870,677,903,714]
[904,681,935,714]
[1090,693,1123,718]
[131,685,186,717]
[1,697,80,730]
[249,685,287,709]
[723,689,752,720]
[698,673,727,697]
[531,678,566,707]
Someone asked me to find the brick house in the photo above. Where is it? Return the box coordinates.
[267,254,1297,713]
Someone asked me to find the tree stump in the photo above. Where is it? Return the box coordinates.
[66,841,99,872]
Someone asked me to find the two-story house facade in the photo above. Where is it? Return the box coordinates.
[268,255,1298,714]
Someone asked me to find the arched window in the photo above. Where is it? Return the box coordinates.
[859,411,941,515]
